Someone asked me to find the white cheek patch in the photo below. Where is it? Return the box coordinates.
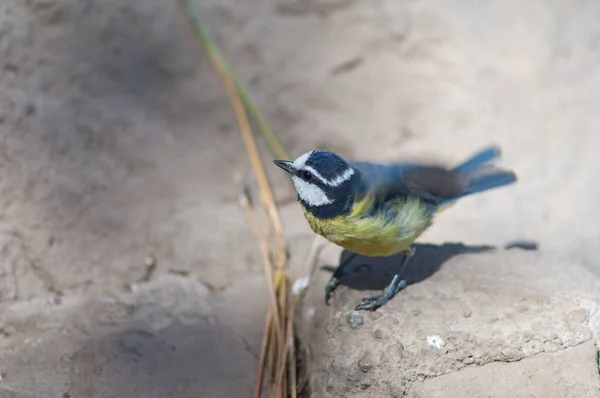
[292,176,333,207]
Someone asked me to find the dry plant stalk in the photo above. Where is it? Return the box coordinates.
[239,191,282,340]
[176,0,289,270]
[177,1,301,397]
[214,66,288,396]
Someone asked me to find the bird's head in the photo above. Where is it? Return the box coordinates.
[273,150,358,218]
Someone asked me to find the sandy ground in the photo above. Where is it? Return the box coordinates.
[1,0,600,397]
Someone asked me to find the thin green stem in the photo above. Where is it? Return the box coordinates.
[179,0,291,161]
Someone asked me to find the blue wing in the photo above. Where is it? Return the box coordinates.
[349,146,517,209]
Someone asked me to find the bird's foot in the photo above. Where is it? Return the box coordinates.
[354,279,407,311]
[324,277,340,305]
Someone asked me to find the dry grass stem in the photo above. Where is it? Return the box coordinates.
[178,2,298,396]
[255,314,273,398]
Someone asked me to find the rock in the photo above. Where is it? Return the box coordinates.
[413,341,600,398]
[300,249,600,397]
[346,311,364,329]
[357,351,374,372]
[0,276,261,397]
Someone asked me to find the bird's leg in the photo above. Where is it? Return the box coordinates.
[354,246,415,311]
[325,252,358,305]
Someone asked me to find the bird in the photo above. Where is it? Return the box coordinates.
[273,145,517,311]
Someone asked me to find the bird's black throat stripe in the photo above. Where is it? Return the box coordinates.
[300,172,366,219]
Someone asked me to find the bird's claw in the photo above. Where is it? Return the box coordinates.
[324,277,340,305]
[354,279,407,312]
[355,295,389,311]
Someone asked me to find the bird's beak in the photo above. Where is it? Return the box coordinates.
[273,160,295,174]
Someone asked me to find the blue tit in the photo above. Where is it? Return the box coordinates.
[273,146,517,311]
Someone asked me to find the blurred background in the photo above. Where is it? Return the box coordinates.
[1,0,599,396]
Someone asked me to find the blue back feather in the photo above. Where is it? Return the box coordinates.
[350,145,516,208]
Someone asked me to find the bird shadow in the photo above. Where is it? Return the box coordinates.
[321,242,499,292]
[504,240,539,251]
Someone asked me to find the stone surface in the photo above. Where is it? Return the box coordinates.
[0,275,266,397]
[411,341,600,398]
[299,248,600,397]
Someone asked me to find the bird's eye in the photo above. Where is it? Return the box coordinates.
[299,170,312,180]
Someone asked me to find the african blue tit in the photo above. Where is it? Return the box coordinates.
[273,146,517,311]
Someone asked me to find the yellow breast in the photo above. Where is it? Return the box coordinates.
[302,195,433,257]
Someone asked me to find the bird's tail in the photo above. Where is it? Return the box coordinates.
[451,145,517,199]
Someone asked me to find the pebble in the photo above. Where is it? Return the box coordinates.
[347,311,364,328]
[358,352,373,372]
[427,335,445,349]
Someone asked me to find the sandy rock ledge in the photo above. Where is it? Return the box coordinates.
[298,245,600,397]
